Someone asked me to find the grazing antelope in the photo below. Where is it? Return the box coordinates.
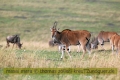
[6,35,23,49]
[49,39,56,47]
[50,22,91,59]
[90,31,117,50]
[110,34,120,55]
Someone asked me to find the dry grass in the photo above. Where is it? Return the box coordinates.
[0,42,120,67]
[0,41,120,80]
[0,36,120,79]
[0,0,120,79]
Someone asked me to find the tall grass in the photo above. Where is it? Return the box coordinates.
[0,0,120,79]
[0,42,120,80]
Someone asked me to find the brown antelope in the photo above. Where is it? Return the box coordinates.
[50,22,82,53]
[110,34,120,55]
[6,35,23,49]
[90,31,117,50]
[50,22,91,59]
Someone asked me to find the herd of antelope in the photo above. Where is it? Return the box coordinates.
[5,21,120,59]
[49,21,120,59]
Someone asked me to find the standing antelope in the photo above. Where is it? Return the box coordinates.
[110,34,120,55]
[50,22,82,53]
[50,22,72,53]
[6,35,23,49]
[90,31,117,50]
[50,21,91,59]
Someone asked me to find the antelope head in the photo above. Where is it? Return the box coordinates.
[50,21,59,38]
[50,21,60,44]
[90,37,98,49]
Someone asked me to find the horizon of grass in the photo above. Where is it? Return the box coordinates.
[0,0,120,41]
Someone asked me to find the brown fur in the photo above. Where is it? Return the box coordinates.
[98,31,117,43]
[110,34,120,54]
[60,29,91,52]
[91,31,117,50]
[51,22,91,59]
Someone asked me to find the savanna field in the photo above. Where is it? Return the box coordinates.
[0,0,120,80]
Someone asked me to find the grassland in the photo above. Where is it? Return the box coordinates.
[0,0,120,80]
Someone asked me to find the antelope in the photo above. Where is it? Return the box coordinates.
[50,22,82,53]
[6,35,23,49]
[90,31,117,50]
[50,21,91,59]
[110,34,120,55]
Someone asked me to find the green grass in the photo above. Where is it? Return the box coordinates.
[0,0,120,41]
[0,48,120,80]
[0,0,120,80]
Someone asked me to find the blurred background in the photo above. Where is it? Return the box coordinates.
[0,0,120,43]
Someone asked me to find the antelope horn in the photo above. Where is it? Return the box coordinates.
[54,21,57,28]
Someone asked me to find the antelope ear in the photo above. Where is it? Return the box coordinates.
[54,21,57,28]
